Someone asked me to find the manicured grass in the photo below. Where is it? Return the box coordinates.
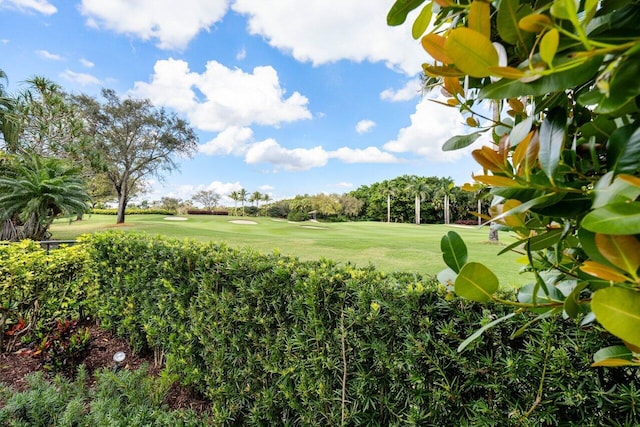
[51,214,531,287]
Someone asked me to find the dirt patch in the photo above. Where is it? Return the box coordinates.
[0,321,210,412]
[229,220,257,225]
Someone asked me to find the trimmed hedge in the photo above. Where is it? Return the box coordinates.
[0,240,94,351]
[90,208,176,215]
[79,232,639,426]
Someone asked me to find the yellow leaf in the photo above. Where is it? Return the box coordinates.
[595,234,640,276]
[443,76,464,97]
[503,199,527,228]
[472,145,508,173]
[422,63,465,77]
[488,66,527,79]
[620,174,640,188]
[519,13,553,33]
[468,0,491,38]
[445,28,499,77]
[421,34,453,64]
[508,98,525,113]
[466,117,479,127]
[624,340,640,354]
[540,29,559,67]
[591,358,640,367]
[473,175,520,187]
[580,261,629,283]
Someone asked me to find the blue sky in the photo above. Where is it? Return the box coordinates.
[1,0,484,205]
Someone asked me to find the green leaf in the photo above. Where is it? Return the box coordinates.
[388,0,426,26]
[437,267,458,288]
[510,308,559,338]
[480,57,602,99]
[592,172,640,209]
[441,231,468,273]
[412,3,433,39]
[509,116,533,147]
[578,55,640,114]
[608,124,640,176]
[550,0,577,21]
[593,345,634,363]
[442,131,484,151]
[445,28,499,78]
[518,282,564,312]
[527,228,563,251]
[457,312,517,352]
[582,202,640,234]
[497,0,533,47]
[592,287,640,348]
[563,282,587,318]
[538,107,566,181]
[455,262,499,302]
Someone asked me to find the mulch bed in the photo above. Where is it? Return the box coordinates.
[0,321,210,413]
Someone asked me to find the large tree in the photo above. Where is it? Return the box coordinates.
[75,89,198,224]
[192,189,220,211]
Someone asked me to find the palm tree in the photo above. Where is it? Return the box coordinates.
[0,69,19,151]
[405,178,431,225]
[379,180,396,223]
[238,188,248,216]
[250,191,262,215]
[229,190,240,215]
[0,153,90,241]
[435,181,455,224]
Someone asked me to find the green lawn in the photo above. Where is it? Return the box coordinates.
[51,214,531,287]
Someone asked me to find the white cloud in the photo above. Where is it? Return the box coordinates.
[79,0,229,50]
[79,58,94,68]
[199,126,253,155]
[35,50,63,61]
[384,96,483,162]
[245,139,329,171]
[259,184,274,191]
[334,182,353,189]
[380,78,421,102]
[330,147,399,164]
[355,119,376,134]
[60,69,102,86]
[1,0,56,15]
[232,0,423,75]
[236,48,246,61]
[131,58,312,132]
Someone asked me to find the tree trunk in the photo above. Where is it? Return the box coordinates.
[415,196,420,225]
[116,188,128,224]
[489,222,499,242]
[478,199,482,226]
[387,195,391,223]
[444,194,450,224]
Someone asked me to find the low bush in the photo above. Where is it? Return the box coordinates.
[90,208,175,215]
[0,365,209,426]
[286,210,307,222]
[0,241,94,353]
[81,232,639,426]
[186,209,229,215]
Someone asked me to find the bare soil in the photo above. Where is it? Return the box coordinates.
[0,321,211,413]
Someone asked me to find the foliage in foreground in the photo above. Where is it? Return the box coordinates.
[84,232,638,426]
[0,365,209,426]
[3,234,639,425]
[388,0,640,365]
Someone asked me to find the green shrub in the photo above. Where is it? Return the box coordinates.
[0,365,209,426]
[82,232,639,426]
[286,210,307,222]
[90,208,175,215]
[0,241,94,353]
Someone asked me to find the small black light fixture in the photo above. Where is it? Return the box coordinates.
[113,351,126,370]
